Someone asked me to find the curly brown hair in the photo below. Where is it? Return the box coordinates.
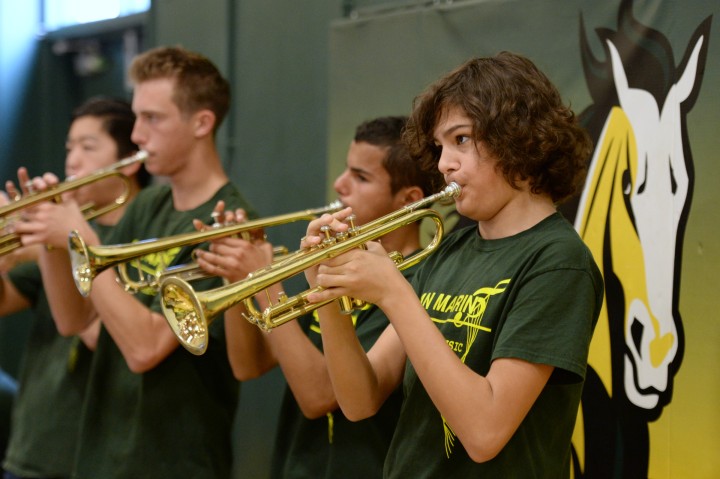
[404,51,592,204]
[128,46,230,135]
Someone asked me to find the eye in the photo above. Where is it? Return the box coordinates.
[142,113,157,123]
[456,135,470,145]
[354,173,369,183]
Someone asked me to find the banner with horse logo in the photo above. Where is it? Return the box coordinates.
[328,1,718,476]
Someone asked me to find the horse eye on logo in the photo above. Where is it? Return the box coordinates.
[566,1,711,477]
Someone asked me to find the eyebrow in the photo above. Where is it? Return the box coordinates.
[349,166,374,178]
[439,123,471,136]
[66,134,100,144]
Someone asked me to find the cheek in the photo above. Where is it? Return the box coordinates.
[347,200,373,226]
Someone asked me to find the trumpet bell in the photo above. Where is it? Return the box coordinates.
[69,231,93,297]
[161,277,210,355]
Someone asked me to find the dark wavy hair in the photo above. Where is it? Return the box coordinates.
[354,116,445,197]
[72,96,151,188]
[129,46,231,135]
[404,51,592,204]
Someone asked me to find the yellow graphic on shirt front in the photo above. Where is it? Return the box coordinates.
[421,279,510,457]
[126,244,182,296]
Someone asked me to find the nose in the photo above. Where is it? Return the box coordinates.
[333,170,349,195]
[437,148,455,176]
[130,120,145,146]
[65,147,82,177]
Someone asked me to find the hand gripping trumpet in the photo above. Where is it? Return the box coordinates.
[160,182,461,355]
[68,200,344,297]
[0,150,148,256]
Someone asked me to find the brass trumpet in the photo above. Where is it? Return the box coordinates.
[68,201,344,297]
[160,182,461,355]
[0,150,148,256]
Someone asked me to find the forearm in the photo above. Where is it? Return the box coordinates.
[38,247,96,335]
[318,302,393,421]
[0,275,31,316]
[225,305,277,380]
[89,269,180,373]
[267,319,338,419]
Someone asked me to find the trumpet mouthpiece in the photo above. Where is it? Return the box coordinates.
[445,182,461,198]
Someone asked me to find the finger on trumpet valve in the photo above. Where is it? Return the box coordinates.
[210,211,223,228]
[23,180,35,195]
[249,228,266,243]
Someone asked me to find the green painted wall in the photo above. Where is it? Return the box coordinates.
[0,2,346,477]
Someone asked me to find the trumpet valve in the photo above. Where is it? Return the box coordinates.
[338,296,355,315]
[320,225,336,246]
[345,214,359,235]
[23,180,36,195]
[210,211,223,228]
[388,251,404,265]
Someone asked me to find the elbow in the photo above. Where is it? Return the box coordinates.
[231,365,265,381]
[295,390,341,420]
[339,401,381,422]
[466,445,503,464]
[54,317,89,337]
[461,430,508,463]
[343,409,376,422]
[55,322,80,337]
[299,404,330,420]
[230,357,274,381]
[125,348,164,374]
[126,357,154,374]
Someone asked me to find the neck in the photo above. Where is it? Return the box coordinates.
[94,181,142,226]
[169,144,229,211]
[478,194,556,240]
[378,224,421,258]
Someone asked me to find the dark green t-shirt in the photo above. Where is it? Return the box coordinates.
[3,223,113,478]
[384,213,604,478]
[72,183,255,479]
[270,267,418,479]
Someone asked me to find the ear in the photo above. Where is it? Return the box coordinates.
[119,155,143,178]
[192,109,217,137]
[397,185,424,206]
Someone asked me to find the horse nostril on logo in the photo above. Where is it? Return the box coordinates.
[650,333,675,368]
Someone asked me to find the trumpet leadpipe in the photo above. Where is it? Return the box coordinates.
[69,200,344,296]
[0,150,147,257]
